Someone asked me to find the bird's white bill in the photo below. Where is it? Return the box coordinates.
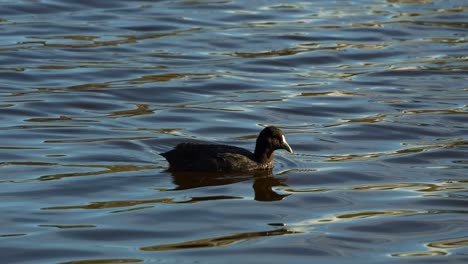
[281,135,293,154]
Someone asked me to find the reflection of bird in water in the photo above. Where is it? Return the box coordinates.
[160,126,293,172]
[169,170,290,202]
[253,176,289,202]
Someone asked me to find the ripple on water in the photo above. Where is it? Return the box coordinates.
[1,0,467,263]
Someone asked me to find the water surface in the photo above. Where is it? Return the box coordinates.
[1,0,467,263]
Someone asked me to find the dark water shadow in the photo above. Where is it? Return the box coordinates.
[168,170,290,202]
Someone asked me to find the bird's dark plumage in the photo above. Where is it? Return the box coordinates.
[160,126,293,172]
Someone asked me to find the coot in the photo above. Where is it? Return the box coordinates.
[160,126,293,172]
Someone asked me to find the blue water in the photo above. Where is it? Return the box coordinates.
[1,1,467,263]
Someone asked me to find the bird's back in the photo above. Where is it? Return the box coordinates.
[160,142,259,172]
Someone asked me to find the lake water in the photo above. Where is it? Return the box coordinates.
[1,0,467,263]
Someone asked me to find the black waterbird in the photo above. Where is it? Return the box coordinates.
[160,126,293,172]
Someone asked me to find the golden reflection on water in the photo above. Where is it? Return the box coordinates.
[392,251,447,257]
[428,237,468,249]
[127,73,189,84]
[336,210,419,219]
[60,259,143,264]
[68,83,111,90]
[25,115,97,123]
[392,237,468,258]
[228,48,306,58]
[37,65,76,70]
[36,164,156,181]
[0,161,159,182]
[343,114,386,123]
[292,209,422,228]
[402,108,468,115]
[228,39,390,59]
[285,180,468,194]
[109,104,154,118]
[387,0,432,4]
[42,195,241,211]
[64,72,214,91]
[140,228,301,251]
[23,29,197,50]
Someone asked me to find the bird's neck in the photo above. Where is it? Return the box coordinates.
[253,144,274,164]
